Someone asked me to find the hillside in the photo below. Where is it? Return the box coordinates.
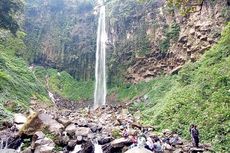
[113,22,230,151]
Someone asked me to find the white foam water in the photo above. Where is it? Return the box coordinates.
[94,0,107,108]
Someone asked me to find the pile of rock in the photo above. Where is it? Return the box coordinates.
[0,104,212,153]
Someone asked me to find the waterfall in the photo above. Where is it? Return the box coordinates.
[94,0,107,108]
[94,143,103,153]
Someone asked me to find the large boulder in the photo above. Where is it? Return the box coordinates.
[65,124,76,136]
[75,127,91,137]
[38,113,64,134]
[19,112,43,135]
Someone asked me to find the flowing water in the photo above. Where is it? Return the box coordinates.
[94,0,107,108]
[94,143,103,153]
[70,145,82,153]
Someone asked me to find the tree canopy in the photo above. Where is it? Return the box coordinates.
[0,0,24,35]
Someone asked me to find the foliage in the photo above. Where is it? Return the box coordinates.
[34,67,94,101]
[114,22,230,151]
[0,0,24,35]
[0,30,50,126]
[159,23,180,52]
[24,0,97,80]
[166,0,204,16]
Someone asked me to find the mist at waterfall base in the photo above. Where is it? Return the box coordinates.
[94,0,107,108]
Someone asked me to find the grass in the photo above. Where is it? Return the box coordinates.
[34,66,94,101]
[111,22,230,152]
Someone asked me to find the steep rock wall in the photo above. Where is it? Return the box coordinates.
[107,0,229,83]
[24,0,97,80]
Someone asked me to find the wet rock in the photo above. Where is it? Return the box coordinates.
[75,127,91,137]
[78,141,94,153]
[77,135,83,143]
[68,139,77,149]
[102,143,112,153]
[98,136,113,145]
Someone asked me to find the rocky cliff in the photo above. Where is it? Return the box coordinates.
[24,0,97,80]
[107,0,229,83]
[23,0,229,83]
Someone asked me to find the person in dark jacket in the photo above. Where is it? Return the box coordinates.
[190,124,199,147]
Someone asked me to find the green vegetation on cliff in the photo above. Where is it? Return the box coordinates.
[0,31,50,124]
[34,67,94,101]
[113,22,230,151]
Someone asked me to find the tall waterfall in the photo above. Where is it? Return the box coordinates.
[94,0,107,107]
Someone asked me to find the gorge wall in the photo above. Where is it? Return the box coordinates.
[23,0,229,83]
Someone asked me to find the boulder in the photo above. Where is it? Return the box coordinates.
[65,124,76,136]
[75,118,88,127]
[34,145,54,153]
[57,117,71,127]
[14,114,27,124]
[34,137,55,148]
[98,136,113,145]
[68,140,77,149]
[75,127,91,137]
[124,147,152,153]
[19,112,43,135]
[34,131,45,140]
[111,138,132,148]
[38,113,64,134]
[34,137,55,153]
[0,149,18,153]
[78,141,94,153]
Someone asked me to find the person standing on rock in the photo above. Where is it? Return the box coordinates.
[190,124,200,147]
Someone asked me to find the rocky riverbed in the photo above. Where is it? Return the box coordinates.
[0,101,212,153]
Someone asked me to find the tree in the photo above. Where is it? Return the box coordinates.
[0,0,24,35]
[167,0,204,15]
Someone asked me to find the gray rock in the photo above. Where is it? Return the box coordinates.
[34,137,55,148]
[38,113,64,134]
[111,138,131,148]
[68,140,77,149]
[75,127,91,137]
[14,113,27,124]
[34,131,45,140]
[0,149,18,153]
[65,124,76,136]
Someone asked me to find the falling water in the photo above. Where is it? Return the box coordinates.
[70,145,82,153]
[94,143,103,153]
[94,0,107,108]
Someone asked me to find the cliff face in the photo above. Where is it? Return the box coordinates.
[106,0,229,83]
[24,0,97,80]
[24,0,229,83]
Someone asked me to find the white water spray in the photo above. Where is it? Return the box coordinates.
[94,0,107,107]
[94,143,103,153]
